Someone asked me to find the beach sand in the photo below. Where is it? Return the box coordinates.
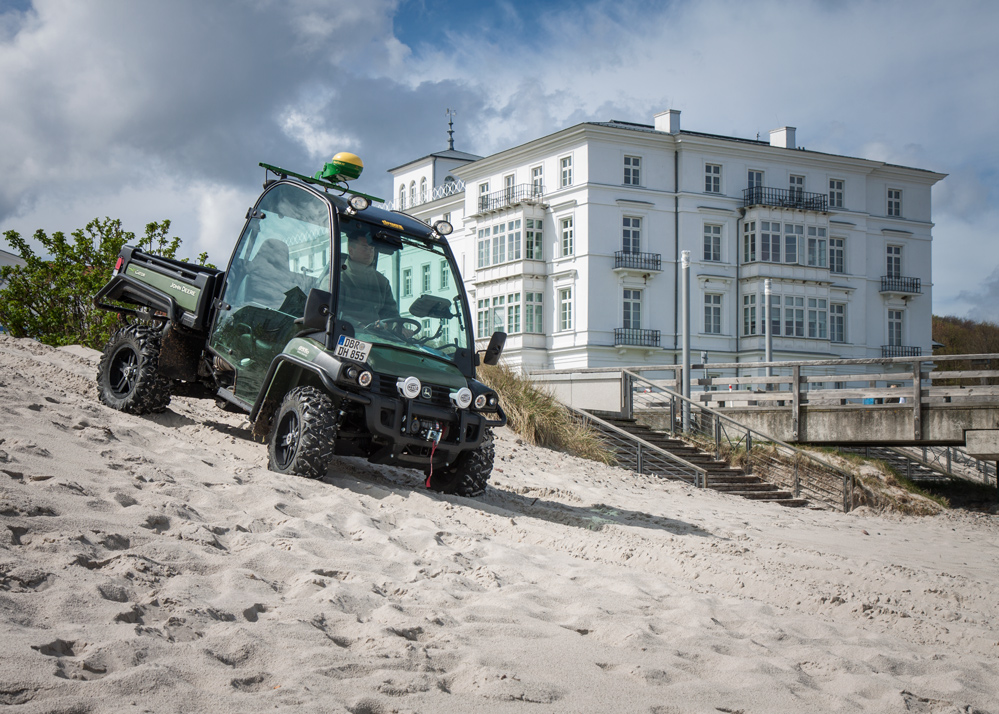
[1,334,997,713]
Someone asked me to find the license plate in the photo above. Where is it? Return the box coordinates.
[335,335,372,363]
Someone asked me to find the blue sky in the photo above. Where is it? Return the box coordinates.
[1,0,997,320]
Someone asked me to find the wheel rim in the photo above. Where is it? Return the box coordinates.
[274,410,301,469]
[108,345,139,398]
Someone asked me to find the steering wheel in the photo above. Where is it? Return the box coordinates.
[365,316,422,338]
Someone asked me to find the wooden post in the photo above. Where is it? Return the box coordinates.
[791,365,801,441]
[912,360,922,440]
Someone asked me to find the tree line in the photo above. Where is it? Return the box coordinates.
[0,218,208,350]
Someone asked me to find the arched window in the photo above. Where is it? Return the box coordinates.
[409,181,416,207]
[398,185,406,209]
[419,177,427,204]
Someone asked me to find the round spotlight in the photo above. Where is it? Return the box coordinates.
[345,366,359,380]
[450,387,473,409]
[397,376,422,399]
[358,370,372,387]
[474,394,488,410]
[433,220,453,236]
[348,195,370,212]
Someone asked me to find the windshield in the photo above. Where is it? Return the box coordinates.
[336,215,470,359]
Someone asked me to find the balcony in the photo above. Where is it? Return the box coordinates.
[386,178,465,212]
[476,184,545,213]
[615,328,661,348]
[880,275,922,295]
[882,345,922,358]
[743,186,828,212]
[614,250,662,272]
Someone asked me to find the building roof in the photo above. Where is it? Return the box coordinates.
[0,248,26,271]
[593,120,944,177]
[388,148,483,173]
[0,248,26,292]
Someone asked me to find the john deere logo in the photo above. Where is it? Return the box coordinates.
[421,386,432,400]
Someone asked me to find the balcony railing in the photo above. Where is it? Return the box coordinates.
[476,183,545,213]
[614,250,662,272]
[385,178,465,212]
[615,328,661,348]
[743,186,828,212]
[880,275,922,294]
[882,345,922,358]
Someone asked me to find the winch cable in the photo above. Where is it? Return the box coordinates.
[424,431,441,488]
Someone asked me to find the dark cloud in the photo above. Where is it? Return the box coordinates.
[0,0,401,218]
[958,268,999,324]
[2,0,999,320]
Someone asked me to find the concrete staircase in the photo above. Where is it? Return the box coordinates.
[593,412,808,507]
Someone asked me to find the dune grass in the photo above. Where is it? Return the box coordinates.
[477,363,615,465]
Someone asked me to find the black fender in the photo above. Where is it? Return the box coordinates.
[250,353,370,424]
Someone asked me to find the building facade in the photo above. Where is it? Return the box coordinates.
[387,110,945,374]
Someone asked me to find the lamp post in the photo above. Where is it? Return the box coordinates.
[681,250,691,433]
[764,279,773,383]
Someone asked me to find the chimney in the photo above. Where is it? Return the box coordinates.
[654,109,681,134]
[769,126,796,149]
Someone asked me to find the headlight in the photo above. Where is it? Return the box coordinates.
[450,387,473,409]
[348,195,370,211]
[474,394,488,410]
[358,370,372,387]
[433,220,453,236]
[396,376,421,399]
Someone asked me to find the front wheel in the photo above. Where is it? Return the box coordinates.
[427,428,494,497]
[96,324,172,414]
[267,387,337,479]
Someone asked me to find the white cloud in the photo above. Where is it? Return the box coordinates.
[2,0,998,319]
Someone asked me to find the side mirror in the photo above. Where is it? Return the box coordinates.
[302,288,332,331]
[409,293,454,319]
[482,331,507,366]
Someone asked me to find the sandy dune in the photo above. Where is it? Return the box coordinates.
[1,334,997,713]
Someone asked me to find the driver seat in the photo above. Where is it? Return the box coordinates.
[245,239,294,308]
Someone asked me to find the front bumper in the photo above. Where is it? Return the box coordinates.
[361,389,506,468]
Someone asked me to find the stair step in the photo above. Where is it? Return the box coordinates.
[734,490,796,500]
[592,410,812,508]
[709,482,780,492]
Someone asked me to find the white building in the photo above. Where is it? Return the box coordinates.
[388,110,945,374]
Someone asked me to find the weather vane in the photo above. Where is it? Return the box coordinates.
[446,108,456,150]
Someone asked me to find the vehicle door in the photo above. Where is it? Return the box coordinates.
[209,183,332,404]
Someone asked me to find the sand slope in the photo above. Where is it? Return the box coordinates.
[1,334,997,713]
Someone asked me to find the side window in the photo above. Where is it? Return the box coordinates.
[226,184,331,314]
[210,184,330,403]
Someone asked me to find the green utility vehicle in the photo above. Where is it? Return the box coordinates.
[93,154,507,496]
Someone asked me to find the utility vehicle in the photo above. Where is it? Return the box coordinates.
[93,154,507,496]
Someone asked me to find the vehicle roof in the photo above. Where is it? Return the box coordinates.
[285,179,439,240]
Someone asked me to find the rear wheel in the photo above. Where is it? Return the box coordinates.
[267,387,337,479]
[428,428,494,497]
[97,324,172,414]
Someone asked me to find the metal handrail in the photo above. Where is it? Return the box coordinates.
[614,250,662,271]
[743,186,828,212]
[880,275,922,294]
[614,327,661,347]
[476,183,545,213]
[563,403,709,488]
[624,370,857,511]
[897,445,996,485]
